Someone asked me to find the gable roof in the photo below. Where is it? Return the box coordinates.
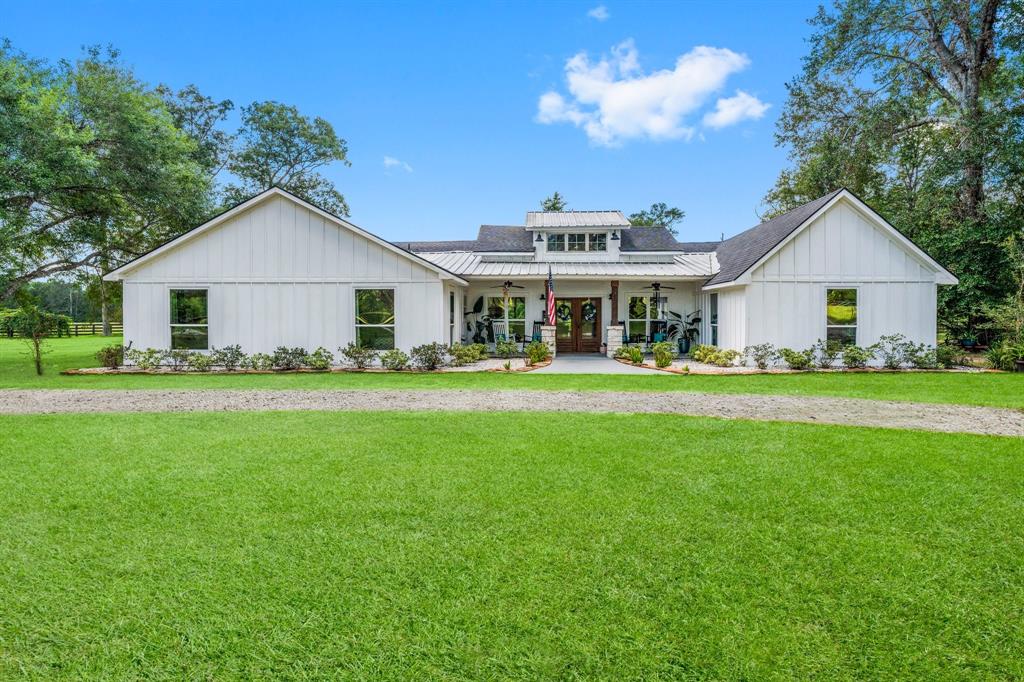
[103,187,468,285]
[525,210,630,228]
[705,189,843,287]
[705,188,957,287]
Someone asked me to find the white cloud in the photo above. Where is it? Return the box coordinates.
[536,39,767,146]
[383,156,413,173]
[587,5,609,21]
[702,90,770,129]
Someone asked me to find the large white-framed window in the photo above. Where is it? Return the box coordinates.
[169,288,209,350]
[355,288,396,349]
[825,287,857,346]
[487,296,526,340]
[547,233,607,252]
[449,290,456,344]
[626,295,664,342]
[709,293,718,346]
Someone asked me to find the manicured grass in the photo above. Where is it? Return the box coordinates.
[0,412,1021,678]
[3,336,1024,410]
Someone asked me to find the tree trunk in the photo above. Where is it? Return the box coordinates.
[98,265,111,337]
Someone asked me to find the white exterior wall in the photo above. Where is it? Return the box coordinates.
[120,195,454,353]
[742,199,940,356]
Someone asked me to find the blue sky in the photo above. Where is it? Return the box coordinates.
[6,0,819,243]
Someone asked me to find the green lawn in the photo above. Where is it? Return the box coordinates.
[3,335,1024,410]
[0,412,1021,678]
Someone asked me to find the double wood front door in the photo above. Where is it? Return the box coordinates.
[555,297,602,353]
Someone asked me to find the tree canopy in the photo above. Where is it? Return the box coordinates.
[540,192,567,211]
[766,0,1024,333]
[629,203,686,235]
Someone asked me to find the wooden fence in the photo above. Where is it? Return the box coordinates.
[66,322,124,337]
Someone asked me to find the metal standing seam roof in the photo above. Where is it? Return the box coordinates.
[415,251,719,279]
[525,210,630,228]
[400,225,706,254]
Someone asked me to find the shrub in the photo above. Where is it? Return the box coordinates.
[813,339,842,369]
[906,343,938,370]
[495,340,518,358]
[411,342,449,370]
[986,339,1024,371]
[126,347,163,370]
[744,343,777,370]
[272,346,307,370]
[212,345,246,371]
[502,360,512,371]
[935,344,962,369]
[613,345,632,360]
[95,344,124,369]
[339,342,377,369]
[469,343,488,360]
[709,348,741,367]
[690,344,718,363]
[651,341,676,368]
[449,343,483,367]
[874,333,913,369]
[187,352,214,372]
[6,306,66,375]
[525,340,551,364]
[779,347,815,370]
[841,345,874,369]
[165,348,191,371]
[247,352,274,371]
[626,346,644,365]
[305,347,335,371]
[380,348,410,370]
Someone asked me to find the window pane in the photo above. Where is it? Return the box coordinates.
[709,293,718,325]
[568,234,586,251]
[486,297,506,319]
[509,321,526,339]
[356,326,395,350]
[449,292,455,324]
[170,290,207,325]
[547,234,565,251]
[826,288,857,325]
[628,296,648,320]
[826,326,857,347]
[589,233,606,251]
[508,297,526,319]
[171,325,208,350]
[628,321,646,339]
[356,289,395,325]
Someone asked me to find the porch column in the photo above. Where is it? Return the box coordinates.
[609,280,619,324]
[541,325,557,358]
[606,325,623,358]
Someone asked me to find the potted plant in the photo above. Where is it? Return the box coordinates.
[961,333,977,349]
[667,310,701,355]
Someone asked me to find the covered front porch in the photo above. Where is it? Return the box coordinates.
[460,277,707,354]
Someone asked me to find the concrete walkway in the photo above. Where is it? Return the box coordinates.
[531,354,662,374]
[2,389,1022,437]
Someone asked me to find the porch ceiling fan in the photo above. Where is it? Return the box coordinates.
[488,280,525,299]
[641,281,674,308]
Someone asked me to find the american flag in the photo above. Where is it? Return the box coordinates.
[546,267,556,325]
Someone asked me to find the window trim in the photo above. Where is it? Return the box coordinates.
[486,295,527,342]
[168,287,210,350]
[709,293,718,346]
[354,287,397,350]
[824,286,858,347]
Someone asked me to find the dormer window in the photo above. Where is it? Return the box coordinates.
[568,234,587,251]
[547,234,565,252]
[589,233,607,252]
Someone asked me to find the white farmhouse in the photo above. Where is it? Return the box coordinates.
[105,186,957,363]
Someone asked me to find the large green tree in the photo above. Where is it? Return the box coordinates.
[224,101,351,215]
[0,44,212,309]
[629,203,686,235]
[767,0,1024,332]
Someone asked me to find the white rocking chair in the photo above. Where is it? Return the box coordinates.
[491,320,510,344]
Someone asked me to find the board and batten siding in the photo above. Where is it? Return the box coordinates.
[119,194,451,353]
[744,199,939,352]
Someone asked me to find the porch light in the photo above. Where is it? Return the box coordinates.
[610,230,619,240]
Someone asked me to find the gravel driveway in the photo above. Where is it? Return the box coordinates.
[1,389,1021,437]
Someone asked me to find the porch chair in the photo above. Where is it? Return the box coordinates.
[491,320,510,345]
